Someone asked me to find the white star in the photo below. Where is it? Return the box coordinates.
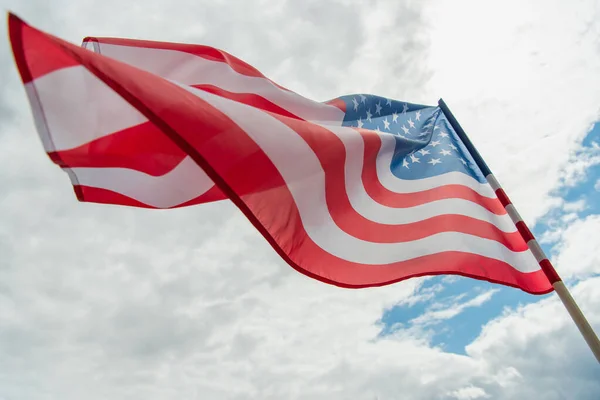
[430,140,441,147]
[460,158,468,165]
[383,118,390,130]
[410,153,420,163]
[440,149,452,156]
[433,126,440,130]
[418,131,429,137]
[357,118,364,128]
[402,159,410,169]
[359,94,367,103]
[386,98,392,107]
[449,143,458,150]
[428,158,442,165]
[375,102,382,115]
[418,149,430,156]
[423,121,433,128]
[408,118,415,128]
[401,125,410,134]
[352,97,359,111]
[402,103,409,113]
[392,112,399,123]
[415,110,421,121]
[375,126,382,134]
[439,131,449,138]
[366,110,372,122]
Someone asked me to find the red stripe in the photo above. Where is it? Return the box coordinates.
[326,98,347,113]
[360,132,507,215]
[50,122,187,176]
[515,221,535,243]
[176,185,226,207]
[76,185,225,208]
[495,188,511,207]
[192,84,302,119]
[77,185,156,208]
[12,15,553,293]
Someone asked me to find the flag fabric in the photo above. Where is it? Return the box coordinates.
[9,14,553,294]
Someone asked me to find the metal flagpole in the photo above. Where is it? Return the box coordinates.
[438,99,600,363]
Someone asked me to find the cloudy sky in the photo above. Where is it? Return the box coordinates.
[1,0,600,399]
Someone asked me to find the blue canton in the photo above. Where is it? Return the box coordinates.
[337,94,486,183]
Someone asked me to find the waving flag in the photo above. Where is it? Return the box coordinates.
[9,14,554,294]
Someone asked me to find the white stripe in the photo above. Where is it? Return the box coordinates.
[322,125,517,233]
[376,135,497,198]
[71,156,214,208]
[93,42,345,124]
[177,83,539,272]
[25,67,148,151]
[24,84,54,152]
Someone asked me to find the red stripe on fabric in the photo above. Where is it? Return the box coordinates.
[515,221,535,243]
[82,36,265,79]
[77,185,156,208]
[539,259,561,284]
[326,98,347,113]
[9,14,80,83]
[50,122,187,176]
[360,132,507,215]
[495,188,511,207]
[192,84,302,120]
[76,185,226,208]
[15,16,553,293]
[176,185,226,206]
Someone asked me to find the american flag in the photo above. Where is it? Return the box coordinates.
[9,14,553,294]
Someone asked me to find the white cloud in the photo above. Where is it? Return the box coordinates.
[447,385,490,400]
[557,141,600,189]
[465,277,600,399]
[552,214,600,279]
[1,0,600,399]
[562,199,587,213]
[538,206,586,246]
[411,289,499,327]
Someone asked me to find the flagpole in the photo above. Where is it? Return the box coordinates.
[438,99,600,363]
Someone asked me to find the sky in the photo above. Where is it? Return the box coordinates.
[1,0,600,399]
